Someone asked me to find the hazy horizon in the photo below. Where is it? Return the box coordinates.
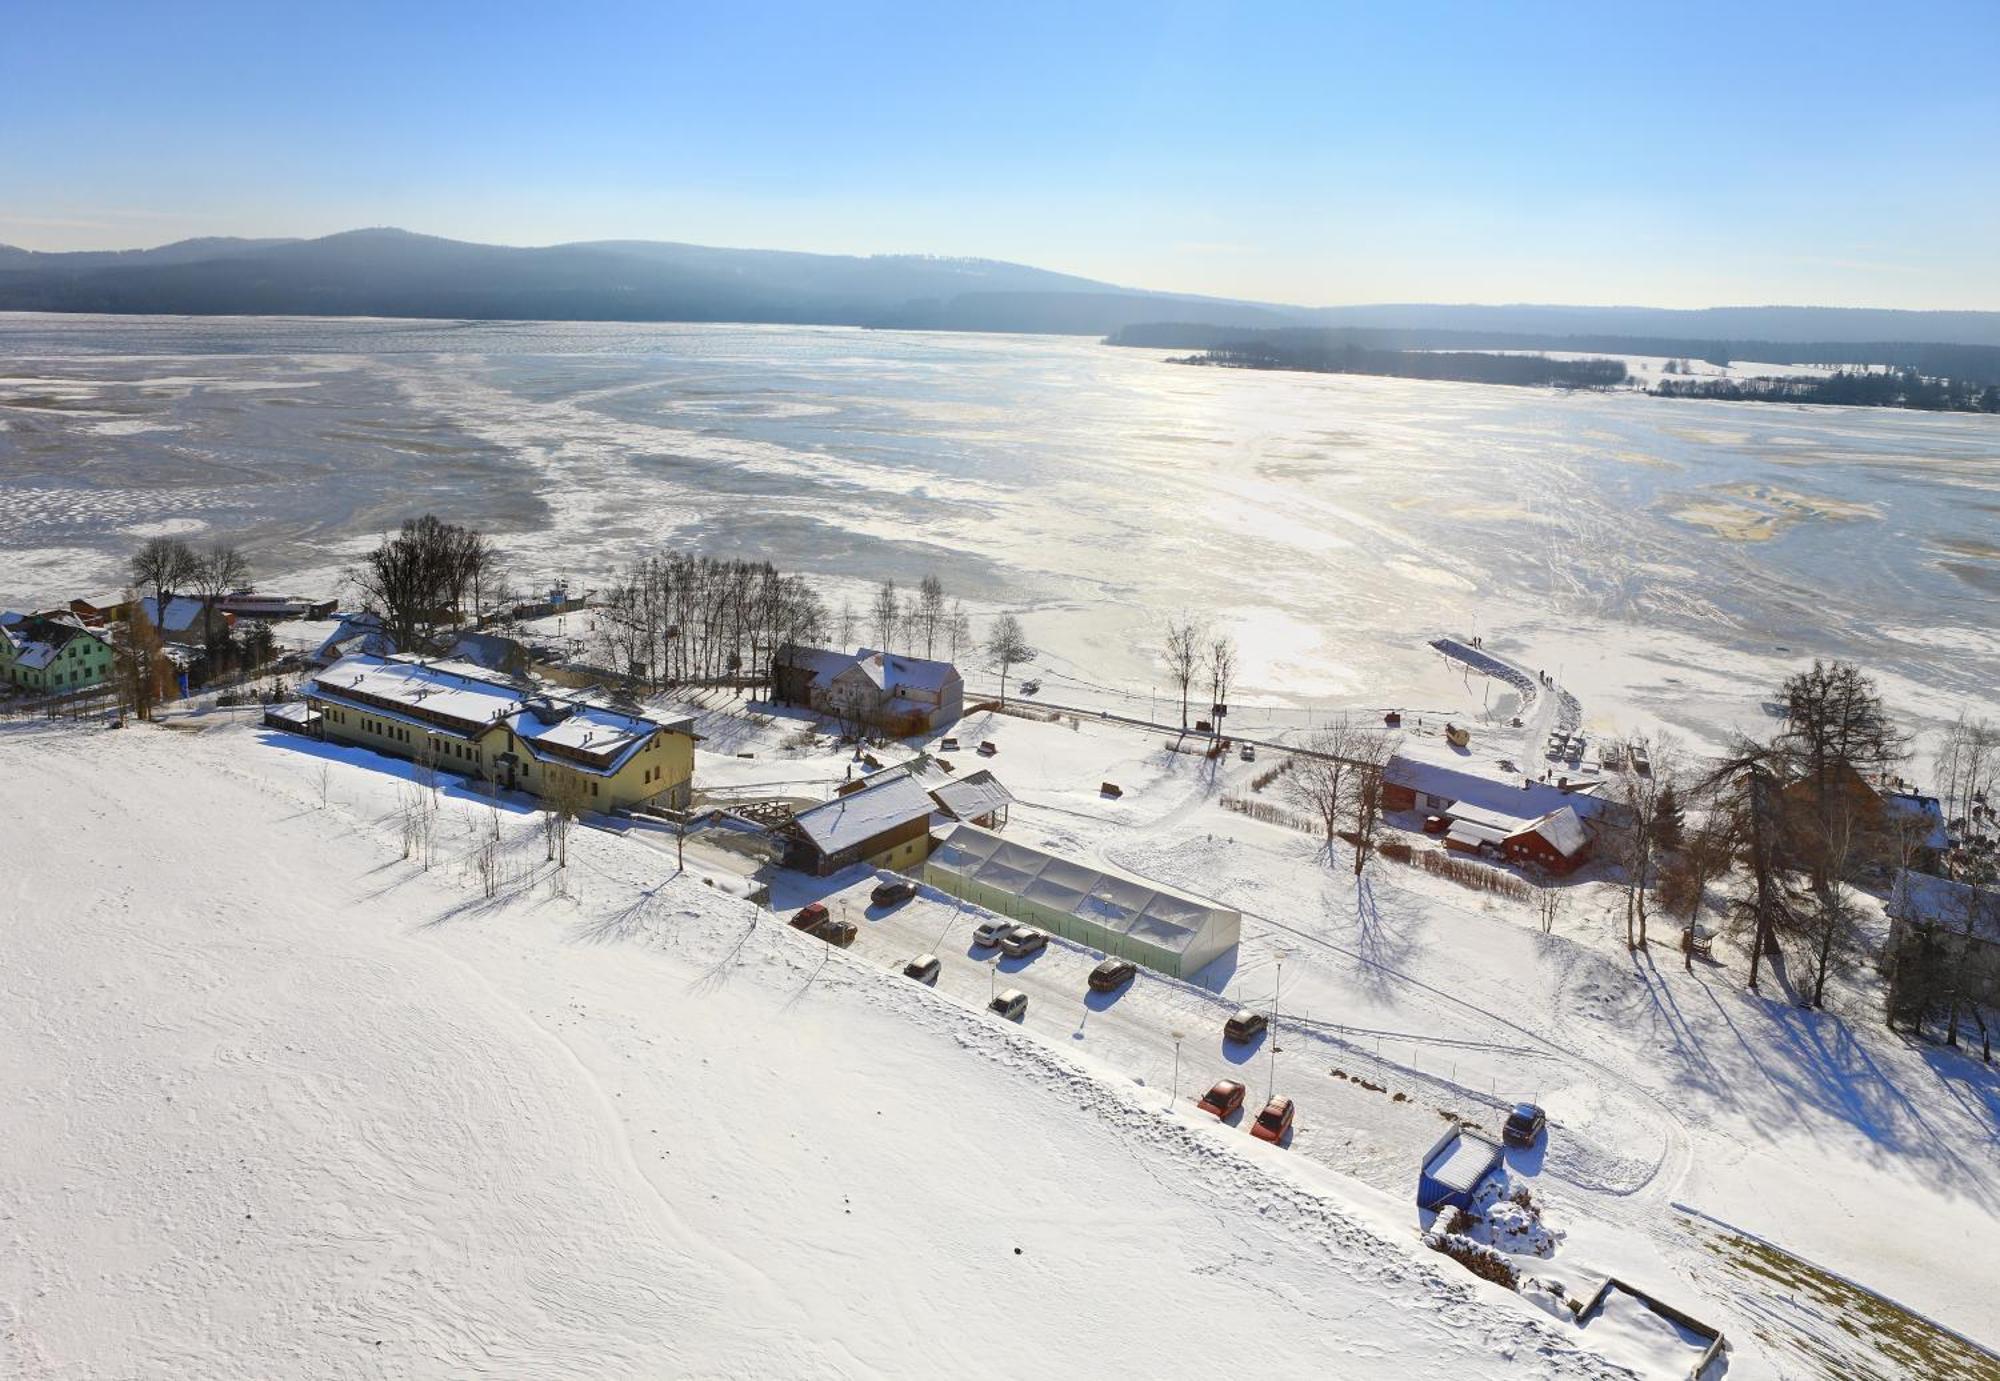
[5,2,1997,311]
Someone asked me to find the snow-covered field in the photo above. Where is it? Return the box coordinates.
[3,714,1642,1380]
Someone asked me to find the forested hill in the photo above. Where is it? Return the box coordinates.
[5,227,2000,349]
[0,229,1292,334]
[1175,340,1628,390]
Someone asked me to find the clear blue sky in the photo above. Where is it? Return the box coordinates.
[5,1,1996,308]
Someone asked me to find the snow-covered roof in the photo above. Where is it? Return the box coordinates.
[139,595,211,633]
[777,644,862,688]
[1512,806,1590,857]
[309,654,691,775]
[1,614,108,670]
[1446,820,1507,849]
[930,769,1014,822]
[854,647,959,695]
[926,823,1239,958]
[1882,792,1951,851]
[851,758,954,793]
[1891,869,2000,941]
[1388,736,1608,821]
[791,773,938,855]
[1423,1129,1501,1194]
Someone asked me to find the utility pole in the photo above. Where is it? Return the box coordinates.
[1269,953,1287,1100]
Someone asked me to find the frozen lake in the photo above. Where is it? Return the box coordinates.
[3,313,1996,746]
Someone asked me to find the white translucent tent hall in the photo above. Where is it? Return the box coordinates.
[924,823,1241,981]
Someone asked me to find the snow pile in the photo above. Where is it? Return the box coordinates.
[1474,1178,1565,1259]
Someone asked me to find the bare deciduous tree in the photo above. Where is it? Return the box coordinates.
[1207,633,1237,725]
[917,575,947,659]
[1346,728,1397,875]
[870,580,900,651]
[985,613,1035,705]
[130,537,199,628]
[1161,612,1206,732]
[1283,722,1359,852]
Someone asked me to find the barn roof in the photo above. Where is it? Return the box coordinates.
[1511,806,1590,857]
[1387,736,1609,821]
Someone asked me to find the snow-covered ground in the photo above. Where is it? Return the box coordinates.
[3,714,1644,1380]
[649,689,2000,1378]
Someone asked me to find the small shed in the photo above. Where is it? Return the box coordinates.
[1417,1125,1503,1212]
[929,768,1014,829]
[262,701,324,737]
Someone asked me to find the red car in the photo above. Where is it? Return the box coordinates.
[789,902,829,931]
[1196,1080,1246,1119]
[1250,1096,1295,1144]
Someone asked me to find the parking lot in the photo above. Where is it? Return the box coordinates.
[769,865,1484,1190]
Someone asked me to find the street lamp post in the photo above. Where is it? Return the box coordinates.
[1269,953,1287,1100]
[1170,1029,1185,1109]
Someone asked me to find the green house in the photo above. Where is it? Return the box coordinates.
[0,613,117,693]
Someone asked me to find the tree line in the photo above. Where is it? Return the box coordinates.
[1652,369,2000,413]
[1178,342,1628,390]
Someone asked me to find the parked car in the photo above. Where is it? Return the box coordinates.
[1088,958,1136,993]
[789,902,830,931]
[1423,814,1449,835]
[1250,1096,1295,1144]
[999,926,1048,958]
[1196,1080,1246,1119]
[990,988,1028,1021]
[1020,679,1040,696]
[871,878,918,907]
[1224,1009,1268,1043]
[972,918,1015,948]
[903,953,941,984]
[1240,743,1256,762]
[1503,1102,1546,1147]
[814,917,858,947]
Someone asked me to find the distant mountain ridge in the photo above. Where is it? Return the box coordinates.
[2,227,1997,346]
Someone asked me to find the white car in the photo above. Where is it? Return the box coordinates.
[999,926,1048,958]
[972,918,1015,948]
[989,989,1028,1020]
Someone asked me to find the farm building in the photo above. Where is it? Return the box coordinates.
[923,823,1241,981]
[785,772,939,876]
[772,643,965,735]
[1503,806,1593,874]
[1383,738,1610,823]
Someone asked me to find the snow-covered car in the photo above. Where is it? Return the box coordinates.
[1224,1009,1267,1043]
[1020,679,1040,696]
[903,953,941,984]
[989,988,1028,1020]
[972,918,1014,948]
[1197,1080,1246,1119]
[1250,1096,1294,1144]
[1503,1103,1546,1147]
[1088,958,1135,992]
[871,878,918,907]
[999,926,1048,958]
[1240,743,1256,762]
